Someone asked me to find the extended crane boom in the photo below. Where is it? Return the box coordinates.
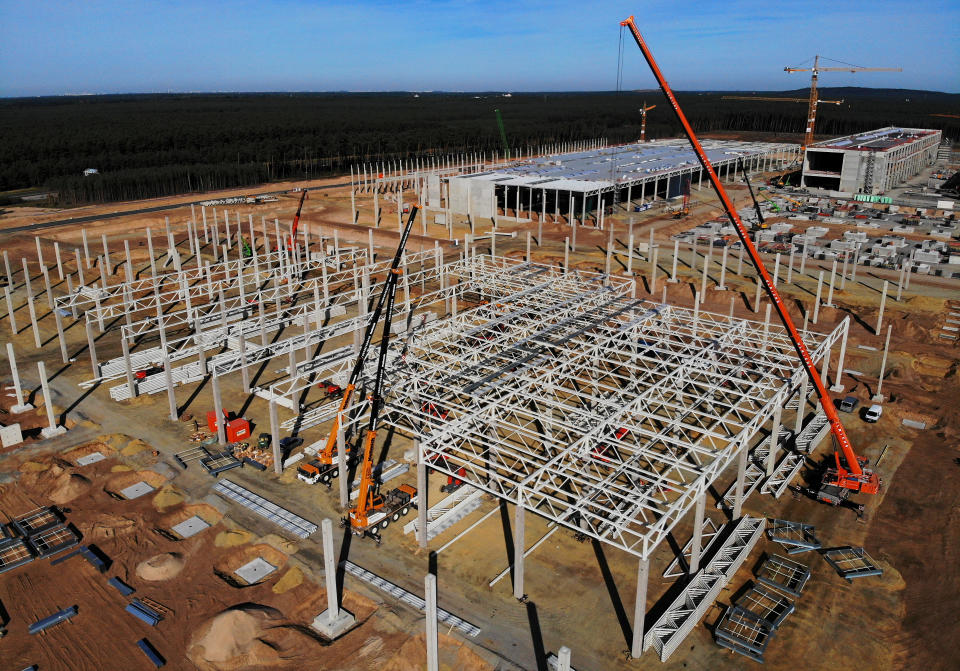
[738,158,765,227]
[620,16,880,500]
[287,189,308,249]
[722,95,842,105]
[317,207,420,468]
[347,206,421,538]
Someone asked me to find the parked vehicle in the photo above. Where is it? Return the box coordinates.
[837,396,859,413]
[863,404,883,423]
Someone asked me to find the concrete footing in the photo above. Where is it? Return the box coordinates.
[311,609,356,639]
[41,425,67,439]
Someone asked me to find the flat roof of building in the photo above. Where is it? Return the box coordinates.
[453,138,797,193]
[809,127,939,152]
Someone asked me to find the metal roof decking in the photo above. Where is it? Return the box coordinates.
[453,138,797,193]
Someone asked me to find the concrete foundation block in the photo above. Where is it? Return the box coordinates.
[10,403,34,414]
[40,425,67,439]
[829,384,845,393]
[311,609,356,639]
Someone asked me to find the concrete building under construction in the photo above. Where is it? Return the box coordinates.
[801,127,941,195]
[445,139,801,222]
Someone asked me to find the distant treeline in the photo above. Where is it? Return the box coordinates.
[0,88,957,206]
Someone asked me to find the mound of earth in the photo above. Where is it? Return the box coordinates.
[89,513,138,540]
[187,604,321,670]
[136,552,185,581]
[47,471,91,504]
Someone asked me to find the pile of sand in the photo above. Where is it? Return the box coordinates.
[47,471,92,504]
[136,552,185,581]
[187,605,321,670]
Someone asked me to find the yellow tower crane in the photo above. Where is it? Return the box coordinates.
[785,55,901,149]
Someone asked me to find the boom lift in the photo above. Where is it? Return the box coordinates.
[298,207,420,486]
[620,16,881,504]
[342,207,421,541]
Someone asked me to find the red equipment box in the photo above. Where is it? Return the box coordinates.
[226,418,250,442]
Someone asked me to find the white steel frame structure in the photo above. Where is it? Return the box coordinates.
[372,255,839,561]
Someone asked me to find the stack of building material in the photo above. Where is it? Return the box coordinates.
[28,606,78,634]
[714,554,811,662]
[231,442,274,471]
[200,447,243,477]
[766,519,822,554]
[714,608,774,663]
[755,554,811,598]
[822,546,883,581]
[126,598,164,627]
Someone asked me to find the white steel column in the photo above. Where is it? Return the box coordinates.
[513,498,525,600]
[688,491,707,574]
[425,574,439,671]
[38,361,66,438]
[631,557,650,658]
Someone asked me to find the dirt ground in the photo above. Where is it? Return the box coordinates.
[0,434,497,670]
[1,165,958,671]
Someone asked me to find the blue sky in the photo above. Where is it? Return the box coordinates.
[1,1,957,97]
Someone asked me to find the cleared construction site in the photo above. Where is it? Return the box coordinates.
[1,16,959,671]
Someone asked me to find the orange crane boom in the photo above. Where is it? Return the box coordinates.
[785,55,900,148]
[318,207,421,470]
[287,189,308,249]
[620,16,880,499]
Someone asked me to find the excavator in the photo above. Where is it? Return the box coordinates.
[298,206,421,488]
[620,16,881,506]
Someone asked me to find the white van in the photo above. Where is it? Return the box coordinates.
[864,404,883,423]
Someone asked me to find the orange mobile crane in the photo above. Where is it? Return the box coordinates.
[341,206,420,541]
[299,207,421,489]
[620,16,881,505]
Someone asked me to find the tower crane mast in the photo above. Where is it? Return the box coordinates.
[639,102,656,142]
[785,55,901,148]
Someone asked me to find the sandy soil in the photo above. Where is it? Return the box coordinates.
[0,431,499,671]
